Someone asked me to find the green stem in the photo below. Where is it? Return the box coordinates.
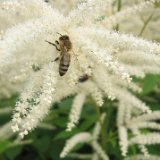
[0,107,12,115]
[117,0,122,12]
[104,103,117,145]
[8,140,33,148]
[95,105,106,148]
[115,0,122,31]
[139,12,154,36]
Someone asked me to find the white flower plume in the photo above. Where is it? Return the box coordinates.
[0,0,160,158]
[61,113,108,159]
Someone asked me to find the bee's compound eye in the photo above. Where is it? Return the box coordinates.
[64,35,69,39]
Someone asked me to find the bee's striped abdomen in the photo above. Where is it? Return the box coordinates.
[59,52,70,76]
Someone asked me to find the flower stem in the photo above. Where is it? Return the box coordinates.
[95,105,106,148]
[115,0,122,31]
[8,139,33,148]
[139,12,154,36]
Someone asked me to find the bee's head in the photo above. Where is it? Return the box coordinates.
[59,35,69,41]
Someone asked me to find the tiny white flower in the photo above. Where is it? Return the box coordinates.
[11,124,19,132]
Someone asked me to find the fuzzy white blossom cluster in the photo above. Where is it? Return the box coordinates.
[0,0,160,159]
[61,114,108,160]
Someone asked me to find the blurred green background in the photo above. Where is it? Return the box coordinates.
[0,74,160,160]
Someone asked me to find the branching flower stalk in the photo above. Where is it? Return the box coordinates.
[0,0,160,159]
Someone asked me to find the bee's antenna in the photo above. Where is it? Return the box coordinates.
[56,32,62,36]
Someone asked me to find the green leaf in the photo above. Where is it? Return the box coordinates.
[79,117,96,131]
[141,75,159,95]
[4,146,22,160]
[34,136,51,153]
[53,117,68,127]
[155,2,160,8]
[0,140,11,153]
[58,97,73,110]
[49,141,71,160]
[54,115,95,140]
[54,130,78,140]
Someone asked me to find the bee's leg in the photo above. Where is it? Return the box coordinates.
[45,40,61,51]
[51,57,59,63]
[54,57,59,61]
[55,40,59,45]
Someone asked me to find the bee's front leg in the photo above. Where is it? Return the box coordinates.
[45,40,61,51]
[55,40,59,45]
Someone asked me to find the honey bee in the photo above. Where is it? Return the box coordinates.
[45,33,72,76]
